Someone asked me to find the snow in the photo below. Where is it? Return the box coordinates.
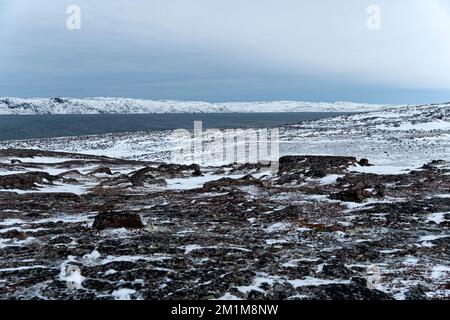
[32,214,93,225]
[0,170,27,176]
[426,212,448,224]
[104,269,117,275]
[418,234,449,247]
[379,249,402,254]
[350,164,416,175]
[0,226,46,234]
[178,244,251,254]
[287,277,351,287]
[431,265,450,279]
[264,222,291,233]
[166,175,217,190]
[378,120,450,131]
[0,183,90,195]
[0,219,24,226]
[34,183,88,195]
[82,250,101,264]
[0,265,48,272]
[403,257,419,266]
[419,234,449,242]
[111,288,136,300]
[319,174,343,185]
[59,256,85,290]
[0,236,35,248]
[98,254,172,265]
[226,246,252,252]
[182,244,204,254]
[0,97,392,114]
[166,173,244,190]
[216,292,243,300]
[434,194,450,199]
[265,239,288,245]
[100,227,130,236]
[237,276,278,294]
[281,261,298,268]
[237,274,352,295]
[0,156,73,164]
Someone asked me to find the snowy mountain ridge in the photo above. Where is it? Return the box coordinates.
[0,97,397,114]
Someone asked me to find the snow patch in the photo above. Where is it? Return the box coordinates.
[426,212,448,224]
[111,288,136,300]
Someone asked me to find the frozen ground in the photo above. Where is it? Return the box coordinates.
[0,103,448,300]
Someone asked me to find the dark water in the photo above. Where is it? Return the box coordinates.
[0,113,349,141]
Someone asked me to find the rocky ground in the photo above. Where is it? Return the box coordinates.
[0,148,448,300]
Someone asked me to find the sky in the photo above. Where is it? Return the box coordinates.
[1,0,450,104]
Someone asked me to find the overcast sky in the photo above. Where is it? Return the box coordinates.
[1,0,450,103]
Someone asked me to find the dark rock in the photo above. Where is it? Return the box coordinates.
[51,97,66,104]
[89,167,112,175]
[404,284,429,300]
[275,173,304,185]
[247,289,266,300]
[374,184,385,197]
[277,156,357,184]
[157,163,202,177]
[421,160,445,170]
[311,284,393,300]
[202,175,264,192]
[351,277,368,287]
[230,162,272,174]
[57,170,82,178]
[337,173,404,189]
[0,171,58,190]
[272,282,296,299]
[330,182,372,203]
[306,168,327,178]
[279,155,357,173]
[2,229,28,240]
[62,178,78,184]
[129,167,156,187]
[273,283,287,293]
[92,212,144,230]
[321,262,354,278]
[358,159,371,167]
[191,165,202,177]
[128,167,166,187]
[10,159,22,164]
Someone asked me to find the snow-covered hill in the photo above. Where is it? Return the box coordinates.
[0,97,394,114]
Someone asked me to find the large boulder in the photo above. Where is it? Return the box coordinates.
[128,167,166,187]
[92,212,144,230]
[276,155,356,185]
[330,182,372,203]
[278,155,357,174]
[0,171,58,190]
[2,229,28,240]
[358,158,372,167]
[157,163,202,177]
[88,166,113,175]
[202,174,265,192]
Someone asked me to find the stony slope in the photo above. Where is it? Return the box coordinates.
[0,149,448,299]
